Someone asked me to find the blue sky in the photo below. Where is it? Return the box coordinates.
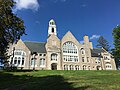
[14,0,120,48]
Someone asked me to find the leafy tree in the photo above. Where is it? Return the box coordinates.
[96,36,110,51]
[112,25,120,69]
[0,0,25,62]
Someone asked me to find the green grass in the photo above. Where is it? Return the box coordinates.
[0,70,120,90]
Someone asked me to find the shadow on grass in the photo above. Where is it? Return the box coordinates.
[0,71,91,90]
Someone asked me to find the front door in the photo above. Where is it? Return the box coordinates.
[51,63,57,70]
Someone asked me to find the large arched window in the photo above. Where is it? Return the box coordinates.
[62,41,79,62]
[10,49,26,67]
[62,41,78,54]
[51,53,57,61]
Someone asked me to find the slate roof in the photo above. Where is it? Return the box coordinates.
[24,41,46,53]
[91,48,105,57]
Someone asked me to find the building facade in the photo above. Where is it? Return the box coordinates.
[8,19,116,70]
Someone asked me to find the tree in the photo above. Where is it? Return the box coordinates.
[0,0,25,62]
[96,36,110,51]
[112,25,120,69]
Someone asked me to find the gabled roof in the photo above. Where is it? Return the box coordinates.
[91,48,105,57]
[24,41,46,53]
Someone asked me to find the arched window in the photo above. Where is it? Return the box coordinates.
[52,22,54,25]
[18,57,21,65]
[10,57,13,64]
[83,65,86,70]
[51,53,57,61]
[62,41,79,62]
[105,62,112,70]
[88,66,91,70]
[10,49,26,67]
[82,57,85,62]
[64,65,68,70]
[14,57,17,64]
[75,65,80,70]
[31,58,36,66]
[22,57,24,65]
[69,65,74,70]
[80,48,85,55]
[63,41,78,54]
[40,58,45,66]
[52,28,54,33]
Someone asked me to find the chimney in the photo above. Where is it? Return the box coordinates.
[84,35,89,44]
[89,42,93,49]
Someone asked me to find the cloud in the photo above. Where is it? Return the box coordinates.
[81,4,87,7]
[80,40,84,44]
[90,35,100,40]
[35,21,40,24]
[51,0,67,3]
[14,0,39,11]
[61,0,66,2]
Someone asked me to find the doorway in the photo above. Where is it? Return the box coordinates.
[51,63,57,70]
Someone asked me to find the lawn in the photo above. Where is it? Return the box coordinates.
[0,70,120,90]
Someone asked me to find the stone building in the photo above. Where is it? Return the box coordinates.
[8,19,116,70]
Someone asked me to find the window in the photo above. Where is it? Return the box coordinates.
[81,48,85,55]
[39,54,42,56]
[52,28,54,33]
[18,57,21,65]
[22,57,24,65]
[43,54,46,56]
[88,66,90,70]
[31,59,34,66]
[105,62,112,69]
[87,57,89,62]
[62,41,79,62]
[14,57,17,64]
[82,57,85,62]
[10,49,26,66]
[64,65,68,70]
[52,22,54,25]
[83,65,86,70]
[40,58,45,66]
[51,53,57,61]
[75,65,80,70]
[10,57,13,64]
[62,41,78,54]
[69,65,74,70]
[31,58,36,66]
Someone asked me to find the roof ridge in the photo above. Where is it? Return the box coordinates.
[24,41,45,43]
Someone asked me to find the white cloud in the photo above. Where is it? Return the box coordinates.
[51,0,67,3]
[81,4,87,8]
[90,35,100,40]
[14,0,39,11]
[80,40,84,44]
[61,0,66,2]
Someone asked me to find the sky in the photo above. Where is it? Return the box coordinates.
[13,0,120,48]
